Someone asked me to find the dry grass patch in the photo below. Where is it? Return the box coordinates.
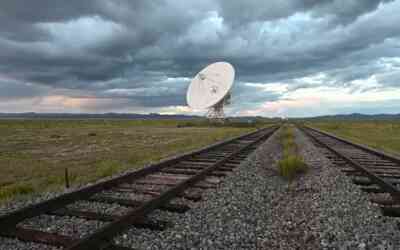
[278,125,307,181]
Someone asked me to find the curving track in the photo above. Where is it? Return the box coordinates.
[300,125,400,219]
[0,126,279,250]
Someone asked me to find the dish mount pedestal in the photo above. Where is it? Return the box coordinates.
[206,100,225,119]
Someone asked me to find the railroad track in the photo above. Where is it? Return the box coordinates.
[0,126,279,250]
[300,125,400,219]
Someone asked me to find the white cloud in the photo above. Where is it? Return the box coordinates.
[244,82,288,94]
[158,105,193,115]
[36,15,126,52]
[236,71,400,117]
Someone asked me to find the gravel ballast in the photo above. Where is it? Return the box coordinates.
[294,127,400,249]
[1,127,400,249]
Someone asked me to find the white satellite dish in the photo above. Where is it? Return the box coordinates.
[187,62,235,119]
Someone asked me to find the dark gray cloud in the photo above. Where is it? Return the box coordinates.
[217,0,394,26]
[0,80,48,99]
[310,0,394,24]
[0,0,399,114]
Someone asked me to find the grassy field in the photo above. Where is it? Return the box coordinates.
[0,119,261,202]
[309,120,400,156]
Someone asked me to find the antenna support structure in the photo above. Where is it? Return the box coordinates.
[206,100,225,119]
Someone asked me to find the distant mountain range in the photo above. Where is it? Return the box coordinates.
[304,113,400,120]
[0,112,200,120]
[0,112,399,120]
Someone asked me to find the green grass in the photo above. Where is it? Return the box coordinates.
[0,119,260,203]
[95,160,121,179]
[309,120,400,156]
[278,125,307,181]
[0,182,34,201]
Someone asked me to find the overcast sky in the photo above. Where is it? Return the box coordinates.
[1,0,400,117]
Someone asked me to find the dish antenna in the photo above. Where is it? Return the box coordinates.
[187,62,235,119]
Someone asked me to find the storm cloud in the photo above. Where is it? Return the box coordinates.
[0,0,399,116]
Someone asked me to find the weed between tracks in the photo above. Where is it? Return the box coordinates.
[278,125,307,181]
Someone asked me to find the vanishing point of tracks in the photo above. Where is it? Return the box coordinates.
[301,125,400,220]
[0,126,279,250]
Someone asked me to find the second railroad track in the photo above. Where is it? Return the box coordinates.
[300,125,400,220]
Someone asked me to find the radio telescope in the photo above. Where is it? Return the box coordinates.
[186,62,235,119]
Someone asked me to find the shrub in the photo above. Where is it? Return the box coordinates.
[278,155,308,181]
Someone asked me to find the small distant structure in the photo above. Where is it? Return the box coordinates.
[186,62,235,120]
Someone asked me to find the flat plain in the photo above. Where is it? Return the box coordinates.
[310,120,400,156]
[0,119,255,202]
